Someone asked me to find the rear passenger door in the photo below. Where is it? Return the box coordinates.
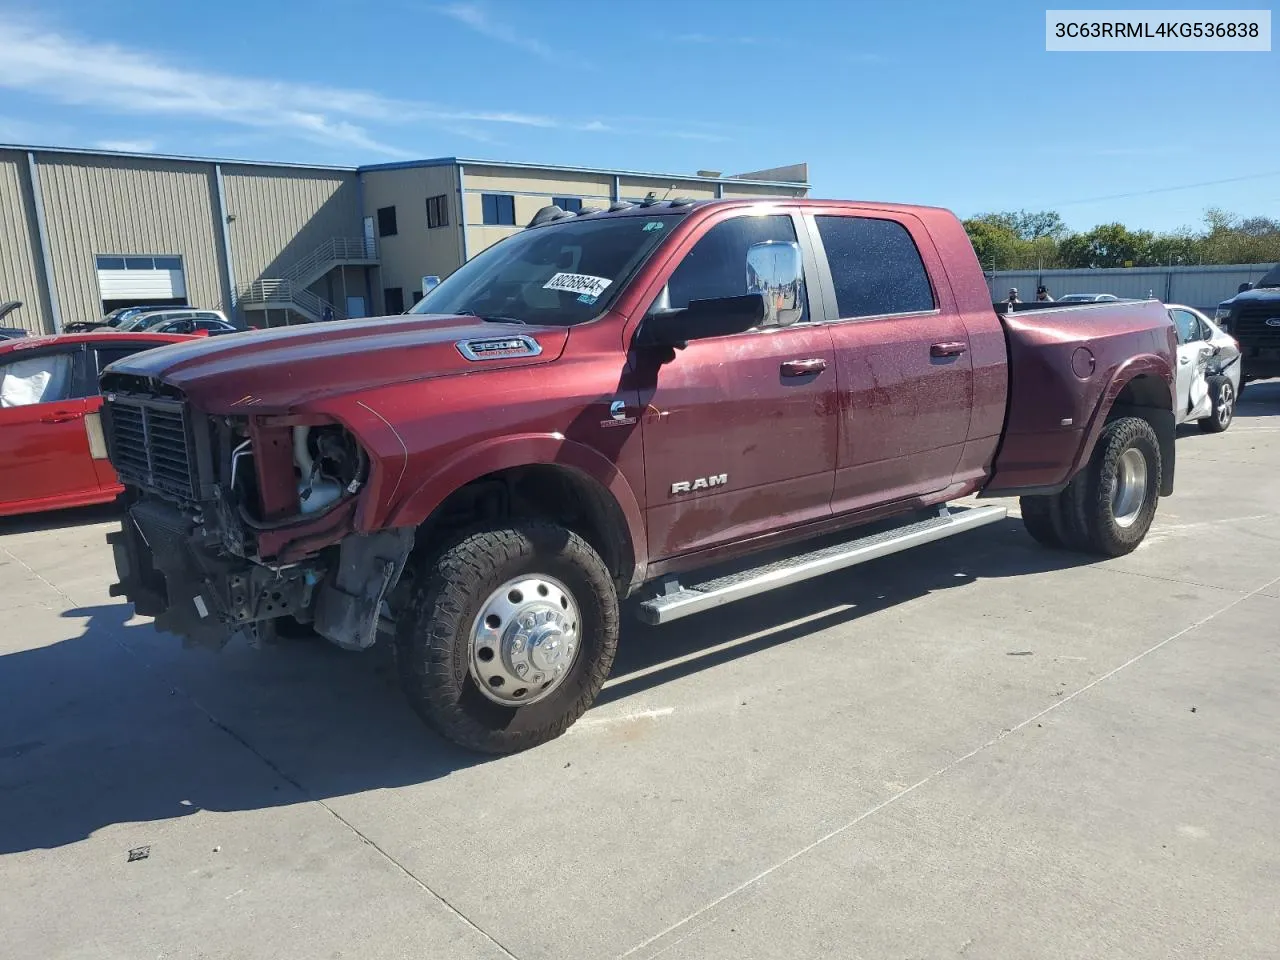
[806,212,974,514]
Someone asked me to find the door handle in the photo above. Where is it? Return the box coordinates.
[930,341,968,358]
[780,358,828,377]
[40,411,79,424]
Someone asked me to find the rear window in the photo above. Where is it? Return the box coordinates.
[815,216,935,319]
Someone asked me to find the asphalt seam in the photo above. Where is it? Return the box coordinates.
[618,572,1280,960]
[1,541,522,960]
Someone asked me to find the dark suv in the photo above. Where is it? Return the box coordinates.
[1216,263,1280,389]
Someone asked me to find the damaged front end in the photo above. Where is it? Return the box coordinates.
[101,372,412,651]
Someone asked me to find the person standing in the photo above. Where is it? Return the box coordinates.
[1036,285,1054,302]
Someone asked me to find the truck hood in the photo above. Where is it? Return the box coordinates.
[1220,287,1280,308]
[104,314,569,412]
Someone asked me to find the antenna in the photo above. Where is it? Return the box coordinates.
[661,183,676,200]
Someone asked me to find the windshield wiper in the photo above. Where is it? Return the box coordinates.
[456,310,527,324]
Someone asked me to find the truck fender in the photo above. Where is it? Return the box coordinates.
[1076,354,1176,496]
[385,433,649,588]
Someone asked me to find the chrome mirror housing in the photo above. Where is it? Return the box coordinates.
[746,241,804,327]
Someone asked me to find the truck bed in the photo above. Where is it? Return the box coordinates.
[985,298,1177,495]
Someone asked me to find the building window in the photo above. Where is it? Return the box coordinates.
[377,206,398,237]
[426,194,449,229]
[552,196,583,213]
[95,256,126,270]
[482,194,516,226]
[95,254,183,271]
[383,287,405,314]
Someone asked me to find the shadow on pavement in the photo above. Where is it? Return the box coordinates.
[1238,378,1280,417]
[0,516,1088,855]
[0,501,121,536]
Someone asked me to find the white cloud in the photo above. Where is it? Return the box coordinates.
[675,33,761,45]
[436,3,554,60]
[93,138,158,153]
[0,18,572,155]
[0,15,740,155]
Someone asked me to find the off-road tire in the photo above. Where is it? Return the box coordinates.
[396,522,619,754]
[1197,375,1235,433]
[1059,416,1161,557]
[1019,495,1062,548]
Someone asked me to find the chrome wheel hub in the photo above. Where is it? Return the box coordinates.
[469,575,580,706]
[1110,447,1148,529]
[1218,383,1234,426]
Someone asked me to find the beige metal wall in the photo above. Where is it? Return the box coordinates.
[221,165,361,286]
[35,152,228,325]
[361,164,462,313]
[459,165,808,258]
[0,150,48,334]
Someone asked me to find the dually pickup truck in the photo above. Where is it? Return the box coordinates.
[101,197,1178,753]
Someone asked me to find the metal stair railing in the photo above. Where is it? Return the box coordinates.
[240,279,343,322]
[280,237,378,289]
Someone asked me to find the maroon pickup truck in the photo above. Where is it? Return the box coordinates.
[101,198,1177,753]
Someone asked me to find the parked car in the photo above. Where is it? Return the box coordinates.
[102,197,1177,754]
[0,331,194,517]
[0,300,28,340]
[111,308,231,333]
[1167,304,1241,432]
[1214,262,1280,393]
[140,314,239,336]
[64,306,154,333]
[1057,293,1121,303]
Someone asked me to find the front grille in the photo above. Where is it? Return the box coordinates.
[1234,304,1280,346]
[105,397,196,500]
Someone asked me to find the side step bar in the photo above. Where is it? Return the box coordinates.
[637,504,1008,625]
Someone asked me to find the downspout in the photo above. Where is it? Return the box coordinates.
[26,152,61,334]
[214,164,238,324]
[457,163,469,263]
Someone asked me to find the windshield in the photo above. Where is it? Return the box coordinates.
[408,213,680,325]
[1256,263,1280,288]
[116,313,157,331]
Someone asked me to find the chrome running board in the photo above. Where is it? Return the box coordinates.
[637,504,1008,625]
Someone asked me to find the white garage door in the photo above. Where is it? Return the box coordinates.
[95,255,187,301]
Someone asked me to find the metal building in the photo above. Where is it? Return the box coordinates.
[986,264,1272,312]
[0,145,809,335]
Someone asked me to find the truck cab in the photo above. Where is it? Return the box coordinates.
[1215,263,1280,386]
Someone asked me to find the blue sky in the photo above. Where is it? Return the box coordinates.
[0,0,1275,233]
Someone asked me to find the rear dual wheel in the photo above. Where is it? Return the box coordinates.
[1019,416,1161,558]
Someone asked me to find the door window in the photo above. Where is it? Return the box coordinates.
[664,214,808,324]
[1171,309,1201,344]
[814,216,935,319]
[0,352,74,407]
[93,345,151,378]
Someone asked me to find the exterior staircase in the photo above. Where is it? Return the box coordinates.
[238,237,378,324]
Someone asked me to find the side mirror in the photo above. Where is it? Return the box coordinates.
[1239,282,1254,293]
[639,294,767,349]
[746,240,805,327]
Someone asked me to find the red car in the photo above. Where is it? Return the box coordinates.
[0,331,195,517]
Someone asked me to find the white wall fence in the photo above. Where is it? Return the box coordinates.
[986,263,1273,310]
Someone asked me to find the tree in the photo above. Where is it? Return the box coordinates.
[962,217,1020,270]
[1057,223,1155,269]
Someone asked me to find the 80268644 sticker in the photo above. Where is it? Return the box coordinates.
[543,272,613,298]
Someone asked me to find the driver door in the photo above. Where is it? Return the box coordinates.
[0,344,101,514]
[636,211,837,560]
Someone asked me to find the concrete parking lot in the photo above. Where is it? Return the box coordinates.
[2,383,1278,960]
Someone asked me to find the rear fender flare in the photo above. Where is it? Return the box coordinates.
[386,434,649,588]
[1076,354,1176,495]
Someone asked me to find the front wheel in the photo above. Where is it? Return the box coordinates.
[1060,416,1162,557]
[1197,376,1235,433]
[397,522,619,754]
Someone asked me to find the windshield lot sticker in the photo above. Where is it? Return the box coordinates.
[577,293,599,305]
[544,273,612,298]
[643,221,665,232]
